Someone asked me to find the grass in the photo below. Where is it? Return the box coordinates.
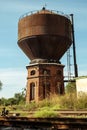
[34,109,58,118]
[1,93,87,118]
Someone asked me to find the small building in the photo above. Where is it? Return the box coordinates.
[76,76,87,97]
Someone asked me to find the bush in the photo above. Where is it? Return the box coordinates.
[34,108,58,118]
[59,93,77,110]
[75,93,87,109]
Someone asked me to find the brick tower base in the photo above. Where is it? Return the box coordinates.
[26,60,64,103]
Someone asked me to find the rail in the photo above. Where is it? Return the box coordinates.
[1,110,87,118]
[19,9,70,21]
[1,116,87,129]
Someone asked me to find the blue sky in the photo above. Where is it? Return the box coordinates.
[0,0,87,98]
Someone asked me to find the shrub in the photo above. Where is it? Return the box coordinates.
[34,108,58,118]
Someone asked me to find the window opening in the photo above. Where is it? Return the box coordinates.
[30,70,36,75]
[30,82,35,100]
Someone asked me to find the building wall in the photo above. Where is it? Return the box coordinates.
[76,77,87,96]
[26,63,64,103]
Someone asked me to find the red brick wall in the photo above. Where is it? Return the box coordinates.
[26,63,64,103]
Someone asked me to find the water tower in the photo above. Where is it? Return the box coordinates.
[18,8,72,103]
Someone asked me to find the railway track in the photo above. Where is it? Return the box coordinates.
[56,110,87,117]
[0,110,87,129]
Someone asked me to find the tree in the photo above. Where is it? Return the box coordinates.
[0,81,2,90]
[14,92,25,104]
[6,98,17,106]
[0,97,7,106]
[65,81,76,93]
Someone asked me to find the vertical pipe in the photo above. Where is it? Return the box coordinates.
[70,14,78,77]
[67,48,71,81]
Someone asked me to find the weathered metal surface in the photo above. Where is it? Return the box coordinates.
[18,9,72,61]
[1,116,87,129]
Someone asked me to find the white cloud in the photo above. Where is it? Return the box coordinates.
[0,68,27,98]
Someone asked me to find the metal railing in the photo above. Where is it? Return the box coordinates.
[19,9,70,21]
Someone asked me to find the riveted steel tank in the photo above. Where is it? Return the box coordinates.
[18,8,72,61]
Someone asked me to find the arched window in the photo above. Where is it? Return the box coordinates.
[43,82,50,99]
[57,82,61,94]
[42,69,50,75]
[57,82,62,94]
[30,82,35,100]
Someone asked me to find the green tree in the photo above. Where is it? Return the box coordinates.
[0,97,7,106]
[0,81,2,90]
[65,81,76,93]
[6,98,17,106]
[14,92,25,104]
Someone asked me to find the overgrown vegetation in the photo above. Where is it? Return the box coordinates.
[1,82,87,117]
[1,93,87,117]
[0,81,2,91]
[65,81,76,93]
[0,93,87,117]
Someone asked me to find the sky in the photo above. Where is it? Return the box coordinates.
[0,0,87,98]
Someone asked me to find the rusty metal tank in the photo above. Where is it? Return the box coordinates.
[18,8,72,61]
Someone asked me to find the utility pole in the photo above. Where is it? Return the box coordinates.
[70,14,78,77]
